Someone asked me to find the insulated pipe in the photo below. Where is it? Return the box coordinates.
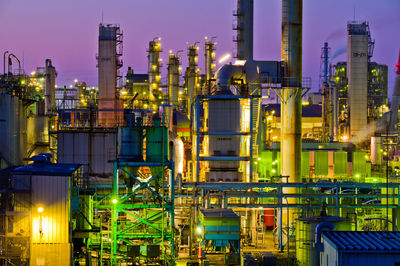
[214,64,245,93]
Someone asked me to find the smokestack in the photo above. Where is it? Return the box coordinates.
[234,0,254,60]
[279,0,303,229]
[347,22,369,138]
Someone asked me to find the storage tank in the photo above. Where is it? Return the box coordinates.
[207,89,241,182]
[146,118,168,163]
[0,94,27,167]
[146,117,168,184]
[117,127,143,161]
[296,215,351,266]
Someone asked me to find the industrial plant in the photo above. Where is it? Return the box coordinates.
[1,0,400,265]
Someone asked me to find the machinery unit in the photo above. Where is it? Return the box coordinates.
[10,154,81,265]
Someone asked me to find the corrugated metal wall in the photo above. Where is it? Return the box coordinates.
[57,131,115,178]
[31,175,69,243]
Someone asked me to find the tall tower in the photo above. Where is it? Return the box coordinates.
[204,39,216,82]
[44,59,56,115]
[167,53,181,110]
[347,22,369,138]
[148,38,162,110]
[233,0,254,60]
[97,24,123,126]
[185,44,200,117]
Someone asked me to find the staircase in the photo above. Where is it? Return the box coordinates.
[250,87,261,159]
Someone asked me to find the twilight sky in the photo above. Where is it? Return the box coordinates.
[1,0,399,93]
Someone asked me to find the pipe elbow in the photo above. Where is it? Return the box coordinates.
[315,222,334,247]
[214,64,245,92]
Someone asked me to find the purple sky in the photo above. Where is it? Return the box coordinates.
[1,0,399,94]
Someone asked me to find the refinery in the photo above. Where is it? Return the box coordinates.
[1,0,400,265]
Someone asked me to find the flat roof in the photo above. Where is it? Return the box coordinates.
[13,163,80,176]
[323,231,400,252]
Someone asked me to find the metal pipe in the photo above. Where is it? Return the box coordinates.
[8,53,21,75]
[3,51,8,75]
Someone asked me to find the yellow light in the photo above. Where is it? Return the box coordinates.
[267,117,272,121]
[196,227,202,234]
[74,79,78,83]
[257,157,261,161]
[342,135,349,141]
[218,53,231,64]
[272,169,276,173]
[31,71,36,76]
[271,110,275,114]
[38,207,43,213]
[121,90,127,95]
[112,199,117,204]
[272,136,278,140]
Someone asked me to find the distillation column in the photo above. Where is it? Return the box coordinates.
[148,38,162,108]
[234,0,254,60]
[185,45,200,117]
[44,59,56,115]
[168,53,181,110]
[280,0,303,229]
[97,24,123,126]
[204,39,216,94]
